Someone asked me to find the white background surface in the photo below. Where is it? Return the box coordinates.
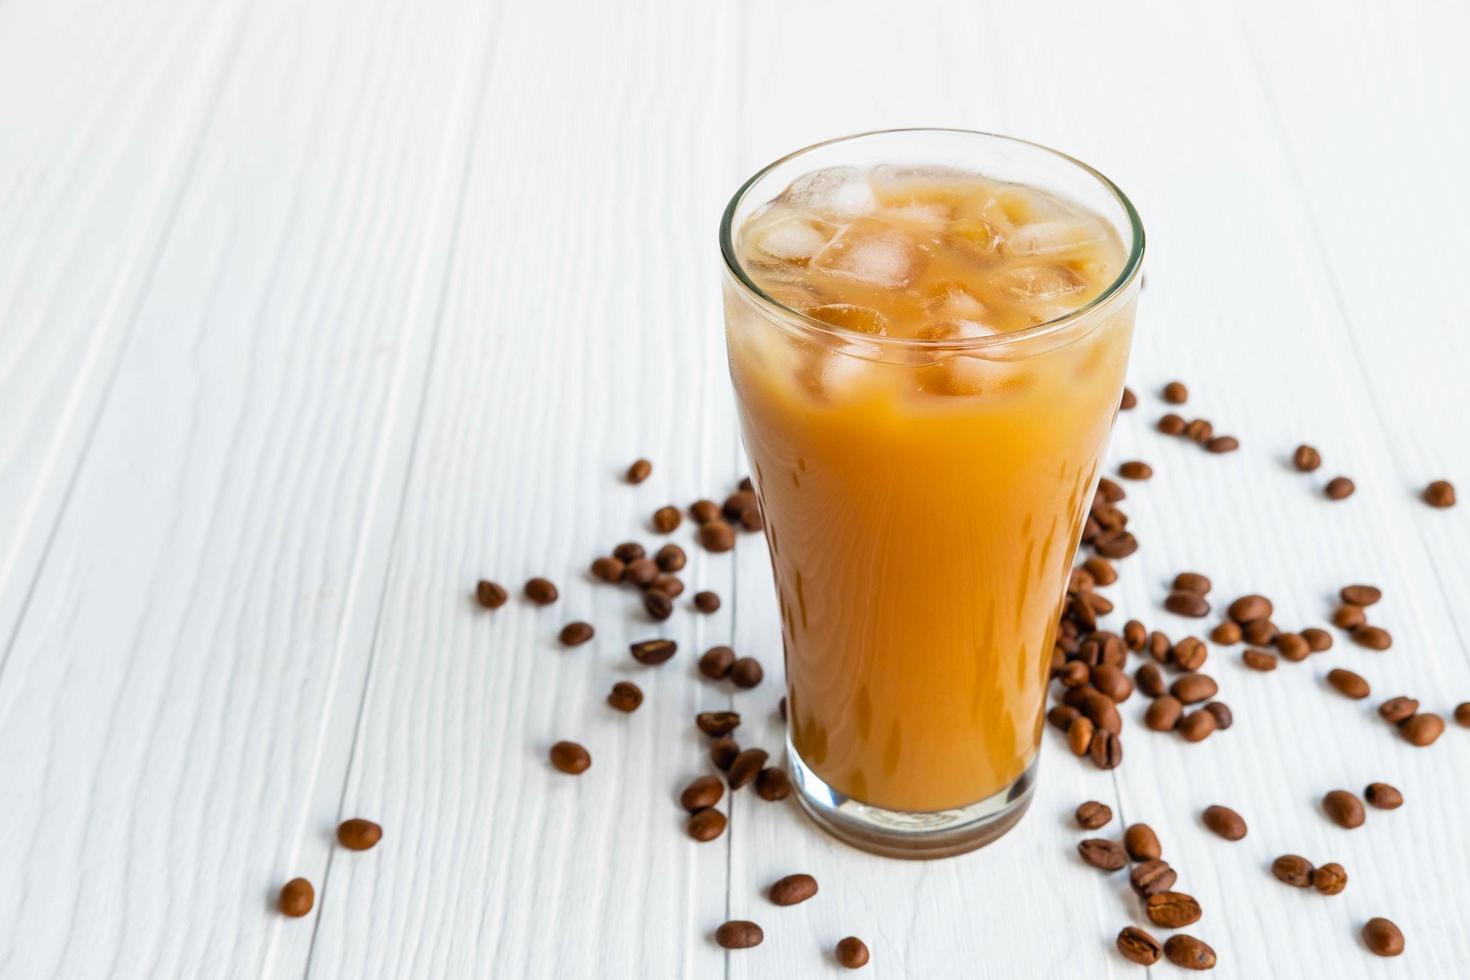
[2,0,1468,976]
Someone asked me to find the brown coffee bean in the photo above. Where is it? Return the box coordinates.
[1293,444,1322,472]
[755,767,791,801]
[1210,621,1242,645]
[1184,418,1213,444]
[1204,701,1233,730]
[731,657,764,689]
[1325,476,1355,500]
[626,458,652,483]
[1272,854,1315,887]
[1227,594,1272,624]
[1078,838,1128,871]
[1179,709,1217,742]
[1165,591,1211,617]
[650,544,685,573]
[1242,618,1278,646]
[768,873,818,906]
[1332,605,1366,629]
[1340,584,1381,607]
[1302,627,1333,652]
[709,737,739,770]
[1157,413,1187,435]
[1401,713,1445,746]
[728,748,769,790]
[696,711,740,736]
[1092,664,1133,703]
[1205,435,1239,454]
[1171,674,1218,705]
[1351,625,1392,651]
[1120,387,1138,411]
[1378,696,1418,724]
[613,541,646,563]
[1456,702,1470,727]
[1092,529,1138,559]
[643,590,673,621]
[699,520,736,553]
[681,775,725,812]
[1098,476,1126,502]
[1116,926,1163,966]
[1048,704,1082,730]
[1323,790,1365,829]
[1163,934,1216,971]
[625,558,659,587]
[1242,648,1277,672]
[1163,381,1189,404]
[652,505,682,534]
[720,489,755,521]
[699,645,735,680]
[1172,636,1208,671]
[1147,630,1172,663]
[525,577,559,604]
[1075,800,1113,830]
[1362,917,1404,957]
[650,574,684,598]
[1125,823,1162,861]
[714,919,761,949]
[1082,557,1116,588]
[835,936,870,970]
[607,681,643,712]
[1119,460,1152,480]
[1364,783,1402,809]
[1090,729,1123,769]
[687,807,727,842]
[1273,632,1308,663]
[631,638,677,665]
[1146,695,1184,732]
[1058,660,1089,689]
[1313,862,1348,895]
[1123,619,1147,651]
[559,621,595,646]
[1172,572,1211,595]
[1067,716,1095,757]
[590,556,626,583]
[1130,859,1177,897]
[475,580,508,610]
[279,877,314,917]
[1202,804,1247,840]
[1136,662,1166,698]
[1076,689,1122,735]
[337,818,382,851]
[1070,568,1096,594]
[694,591,720,613]
[689,499,720,524]
[549,741,590,774]
[1424,480,1457,508]
[1145,891,1201,929]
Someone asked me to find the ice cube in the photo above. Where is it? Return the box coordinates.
[747,213,835,264]
[797,343,877,401]
[780,166,878,219]
[915,318,998,341]
[994,263,1084,300]
[811,220,921,289]
[924,280,989,320]
[807,303,889,335]
[1007,219,1106,257]
[879,203,950,229]
[917,354,1026,397]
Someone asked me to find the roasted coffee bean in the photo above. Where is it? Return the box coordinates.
[1145,891,1201,929]
[612,541,646,563]
[626,458,652,483]
[1120,387,1138,411]
[1325,476,1355,500]
[1092,506,1127,533]
[1163,381,1189,404]
[1070,568,1096,594]
[607,681,643,712]
[1456,702,1470,727]
[1124,619,1147,651]
[1378,696,1418,724]
[1163,934,1216,971]
[1204,701,1233,730]
[836,937,870,970]
[1090,729,1123,769]
[709,737,739,770]
[549,741,590,774]
[1171,674,1218,705]
[1074,688,1122,735]
[1173,572,1212,595]
[337,819,382,851]
[738,476,753,491]
[1173,636,1208,671]
[1401,713,1445,746]
[755,767,791,801]
[714,920,761,949]
[650,574,684,598]
[1136,662,1166,698]
[1242,618,1278,646]
[1362,917,1404,957]
[690,499,720,524]
[1075,800,1113,829]
[1093,529,1138,559]
[1078,838,1128,871]
[1340,584,1382,607]
[1205,435,1239,454]
[1202,804,1247,840]
[1179,709,1217,742]
[696,711,741,736]
[1084,556,1118,586]
[1058,661,1090,689]
[1125,823,1162,861]
[652,505,682,534]
[1272,854,1314,887]
[738,504,763,530]
[1332,604,1366,629]
[1098,476,1126,502]
[1166,591,1211,617]
[1146,695,1184,732]
[1351,625,1392,651]
[1323,790,1366,829]
[699,520,736,553]
[694,590,721,613]
[559,621,595,646]
[625,558,659,587]
[681,775,725,813]
[1293,444,1322,472]
[722,490,756,522]
[1210,621,1242,645]
[1048,704,1082,730]
[1068,716,1095,757]
[631,638,677,665]
[1227,594,1272,623]
[1092,664,1133,703]
[1119,460,1153,480]
[652,543,686,572]
[768,873,818,906]
[1130,859,1177,897]
[699,645,736,679]
[1158,413,1187,435]
[1116,926,1164,966]
[687,807,727,842]
[731,657,764,689]
[1424,480,1457,508]
[1364,783,1402,809]
[1313,862,1348,895]
[1184,418,1213,444]
[279,877,314,917]
[727,748,768,790]
[642,590,673,621]
[1275,632,1310,662]
[475,580,508,610]
[525,577,559,604]
[1302,627,1333,652]
[1242,648,1277,672]
[1082,518,1102,544]
[591,556,626,583]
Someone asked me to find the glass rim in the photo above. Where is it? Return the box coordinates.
[718,128,1146,351]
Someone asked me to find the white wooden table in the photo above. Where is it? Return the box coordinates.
[3,0,1469,975]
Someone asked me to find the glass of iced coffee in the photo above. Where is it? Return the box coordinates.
[719,130,1143,858]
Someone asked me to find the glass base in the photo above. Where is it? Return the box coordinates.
[788,739,1037,860]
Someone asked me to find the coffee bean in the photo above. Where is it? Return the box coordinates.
[768,873,818,906]
[1078,838,1128,871]
[709,737,739,770]
[1242,618,1278,646]
[1058,661,1089,689]
[613,541,646,563]
[475,580,508,610]
[1323,790,1365,829]
[1184,418,1213,444]
[1067,716,1094,756]
[1120,387,1138,411]
[1070,568,1096,594]
[1424,480,1457,508]
[1205,435,1239,454]
[1204,701,1233,730]
[689,499,720,524]
[1090,729,1123,769]
[755,767,791,801]
[1179,709,1217,742]
[1093,529,1138,559]
[1173,636,1208,671]
[631,638,677,665]
[699,520,736,553]
[728,748,769,790]
[1125,823,1162,861]
[1362,917,1404,957]
[739,476,753,491]
[1163,381,1189,404]
[1136,662,1166,698]
[698,646,735,681]
[607,681,643,712]
[549,741,590,774]
[1332,604,1366,629]
[1084,556,1118,586]
[1364,783,1402,809]
[1163,934,1216,971]
[1158,413,1187,435]
[1124,619,1147,651]
[651,544,685,574]
[1242,648,1277,671]
[1313,862,1348,895]
[1173,572,1211,595]
[1171,674,1218,705]
[1301,627,1333,652]
[1227,594,1272,624]
[1378,696,1418,724]
[1351,625,1392,651]
[1325,476,1355,500]
[1145,891,1201,928]
[1098,476,1126,502]
[525,577,558,604]
[835,936,870,970]
[714,920,761,949]
[652,505,682,534]
[696,711,741,736]
[1075,800,1112,830]
[626,458,652,483]
[1130,859,1177,897]
[1202,804,1247,840]
[1340,584,1381,607]
[731,657,764,689]
[1119,460,1152,480]
[279,877,314,917]
[1210,621,1242,645]
[1116,926,1163,966]
[1147,630,1171,664]
[1048,704,1082,730]
[1401,713,1445,746]
[1293,444,1322,472]
[1272,854,1315,887]
[559,621,595,646]
[643,590,673,620]
[694,591,721,613]
[1092,664,1133,702]
[722,490,756,522]
[650,574,684,598]
[681,775,725,812]
[1273,632,1308,663]
[624,558,658,588]
[687,807,727,842]
[1456,702,1470,727]
[591,556,626,583]
[1166,591,1211,617]
[337,818,381,851]
[1075,689,1122,734]
[1145,695,1183,731]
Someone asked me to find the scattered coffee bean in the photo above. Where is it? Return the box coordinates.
[1067,716,1095,756]
[1401,713,1445,746]
[1242,618,1278,646]
[1202,805,1246,840]
[559,621,595,646]
[696,711,741,737]
[731,657,764,689]
[690,499,720,524]
[1242,648,1278,672]
[1146,695,1184,732]
[1378,697,1418,724]
[1332,604,1366,629]
[1092,664,1133,702]
[631,638,677,665]
[1323,790,1365,829]
[1125,823,1162,861]
[835,936,870,970]
[1313,862,1348,895]
[699,646,736,681]
[1163,381,1189,404]
[1136,662,1166,698]
[687,807,727,842]
[1364,783,1402,809]
[1173,572,1212,594]
[1078,838,1128,871]
[709,737,739,770]
[643,590,673,621]
[626,458,652,484]
[475,580,508,610]
[1075,800,1113,830]
[1276,632,1310,662]
[625,558,659,587]
[525,577,559,604]
[613,541,646,563]
[591,556,625,583]
[1171,674,1218,705]
[1351,625,1392,651]
[694,590,721,613]
[1147,630,1172,663]
[1424,480,1457,508]
[1210,621,1241,645]
[1116,926,1163,966]
[607,681,643,712]
[1098,476,1126,502]
[279,877,314,917]
[1130,859,1177,897]
[1227,594,1272,624]
[650,574,683,598]
[1093,529,1138,559]
[768,873,818,906]
[1302,627,1333,652]
[1120,387,1137,411]
[1179,709,1217,742]
[755,767,791,801]
[1456,702,1470,727]
[714,920,762,949]
[652,505,682,534]
[1204,701,1233,730]
[1059,661,1090,690]
[1184,418,1213,444]
[337,818,382,851]
[1163,934,1216,971]
[1205,435,1239,454]
[1173,636,1208,671]
[1272,854,1315,887]
[727,748,769,789]
[549,741,590,774]
[681,775,725,813]
[1340,584,1381,607]
[1084,556,1118,586]
[1158,413,1187,435]
[1293,444,1322,472]
[1166,591,1211,617]
[652,544,686,573]
[1124,619,1147,651]
[1090,729,1123,769]
[699,520,736,553]
[1048,704,1082,730]
[1362,917,1404,957]
[1120,461,1153,480]
[1145,891,1201,929]
[1325,476,1355,500]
